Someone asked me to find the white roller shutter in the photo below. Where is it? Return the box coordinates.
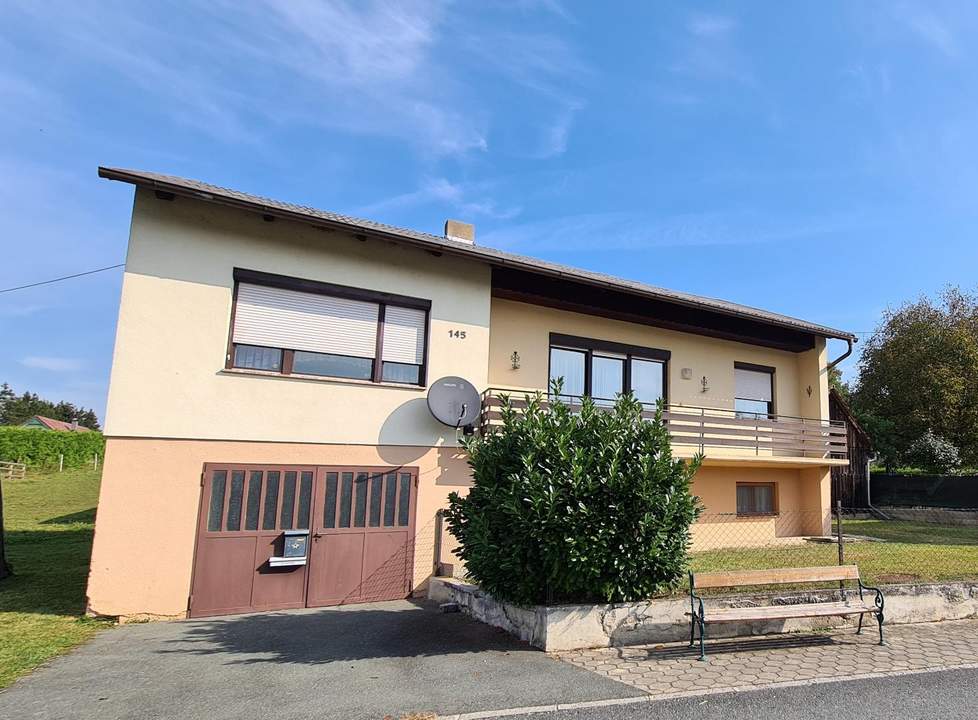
[735,368,773,402]
[233,283,379,358]
[382,306,426,365]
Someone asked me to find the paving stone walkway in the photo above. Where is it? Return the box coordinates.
[558,619,978,699]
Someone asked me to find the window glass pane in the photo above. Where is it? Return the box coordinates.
[398,473,411,526]
[262,471,280,530]
[737,485,774,514]
[280,471,297,530]
[549,348,585,400]
[735,398,770,419]
[293,351,373,380]
[339,472,354,528]
[383,473,397,527]
[369,474,383,526]
[381,362,421,384]
[324,472,338,528]
[591,355,623,406]
[207,471,227,532]
[245,471,262,530]
[630,358,664,406]
[226,470,245,531]
[354,472,368,527]
[233,344,282,371]
[756,486,774,514]
[297,471,313,530]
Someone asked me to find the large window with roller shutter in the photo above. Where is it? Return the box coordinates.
[226,268,430,386]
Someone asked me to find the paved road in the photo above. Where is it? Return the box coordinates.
[494,667,978,720]
[1,600,642,720]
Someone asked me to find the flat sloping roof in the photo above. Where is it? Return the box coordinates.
[98,166,856,342]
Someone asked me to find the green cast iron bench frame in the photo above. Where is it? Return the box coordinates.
[688,565,885,660]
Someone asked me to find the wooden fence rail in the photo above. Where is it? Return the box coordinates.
[0,461,27,481]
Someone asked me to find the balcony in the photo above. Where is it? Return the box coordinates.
[480,388,849,468]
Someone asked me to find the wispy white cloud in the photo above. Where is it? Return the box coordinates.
[0,303,49,317]
[480,209,878,254]
[894,4,958,58]
[21,356,83,372]
[357,177,521,220]
[7,0,589,158]
[687,13,736,38]
[670,12,753,86]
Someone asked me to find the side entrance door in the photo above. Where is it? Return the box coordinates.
[305,467,418,607]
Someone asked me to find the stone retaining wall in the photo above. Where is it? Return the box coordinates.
[430,578,978,652]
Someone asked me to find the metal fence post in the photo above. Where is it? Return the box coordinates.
[835,500,846,594]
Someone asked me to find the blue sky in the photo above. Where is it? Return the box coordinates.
[3,1,977,422]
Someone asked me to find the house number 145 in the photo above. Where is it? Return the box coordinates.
[448,330,467,339]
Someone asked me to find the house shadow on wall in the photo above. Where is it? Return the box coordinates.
[377,397,471,489]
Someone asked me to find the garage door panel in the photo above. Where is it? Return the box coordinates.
[251,533,307,611]
[307,533,365,607]
[360,530,411,603]
[189,535,257,617]
[191,464,417,617]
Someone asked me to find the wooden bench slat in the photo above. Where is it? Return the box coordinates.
[692,565,861,589]
[691,600,877,623]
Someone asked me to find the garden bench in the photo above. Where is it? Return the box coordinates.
[688,565,884,660]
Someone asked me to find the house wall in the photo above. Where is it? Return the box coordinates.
[104,189,492,445]
[89,190,487,618]
[90,189,837,618]
[487,298,828,420]
[87,437,469,618]
[487,297,832,534]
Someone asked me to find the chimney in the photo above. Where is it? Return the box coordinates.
[444,219,475,244]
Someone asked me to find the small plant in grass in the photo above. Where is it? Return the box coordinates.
[445,382,702,606]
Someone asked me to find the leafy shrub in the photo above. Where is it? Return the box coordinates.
[445,386,702,606]
[903,430,961,474]
[0,427,105,468]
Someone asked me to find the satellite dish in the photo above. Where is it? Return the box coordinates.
[427,376,481,428]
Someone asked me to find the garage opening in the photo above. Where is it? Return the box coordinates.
[189,464,417,618]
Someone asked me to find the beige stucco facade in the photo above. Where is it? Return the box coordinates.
[88,186,840,619]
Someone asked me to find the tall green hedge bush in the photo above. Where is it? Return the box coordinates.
[445,386,702,606]
[0,427,105,468]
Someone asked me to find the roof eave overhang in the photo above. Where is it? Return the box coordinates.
[99,166,857,344]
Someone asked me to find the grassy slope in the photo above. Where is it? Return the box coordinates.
[0,466,110,688]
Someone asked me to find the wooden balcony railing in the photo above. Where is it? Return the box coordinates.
[480,388,848,461]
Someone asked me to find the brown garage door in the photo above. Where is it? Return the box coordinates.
[189,464,417,618]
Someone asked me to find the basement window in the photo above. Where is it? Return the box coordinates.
[736,483,777,516]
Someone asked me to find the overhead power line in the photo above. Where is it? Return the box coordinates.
[0,263,125,294]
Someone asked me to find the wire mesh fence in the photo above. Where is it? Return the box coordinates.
[686,506,978,592]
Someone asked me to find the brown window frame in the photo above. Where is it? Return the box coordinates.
[547,333,670,404]
[735,482,778,517]
[226,268,431,387]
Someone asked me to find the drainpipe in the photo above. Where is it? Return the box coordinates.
[826,337,855,372]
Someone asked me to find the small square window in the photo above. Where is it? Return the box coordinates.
[736,483,777,516]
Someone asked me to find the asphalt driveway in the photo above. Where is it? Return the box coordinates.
[1,600,642,720]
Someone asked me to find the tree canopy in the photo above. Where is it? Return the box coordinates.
[852,287,978,468]
[0,383,100,431]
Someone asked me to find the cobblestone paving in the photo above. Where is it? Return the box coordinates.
[558,620,978,699]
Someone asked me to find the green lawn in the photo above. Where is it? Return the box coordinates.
[689,517,978,590]
[0,466,111,688]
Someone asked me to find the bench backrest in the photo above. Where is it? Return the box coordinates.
[691,565,860,590]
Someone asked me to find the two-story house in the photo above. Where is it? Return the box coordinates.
[87,168,854,620]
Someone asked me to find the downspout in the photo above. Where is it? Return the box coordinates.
[826,337,855,372]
